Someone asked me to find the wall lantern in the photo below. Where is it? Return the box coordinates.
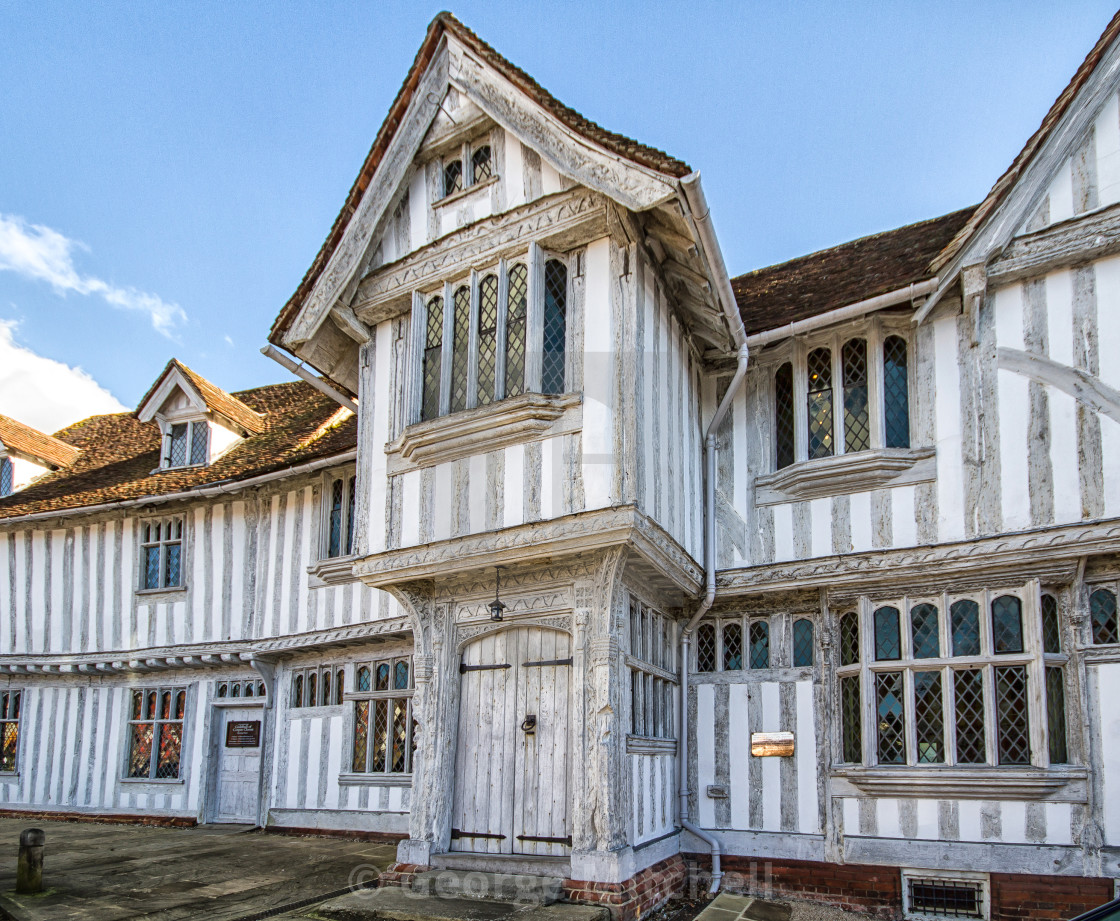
[489,566,507,622]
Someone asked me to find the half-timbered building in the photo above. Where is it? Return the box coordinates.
[3,10,1120,920]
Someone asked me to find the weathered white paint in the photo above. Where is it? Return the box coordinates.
[934,315,965,541]
[582,237,614,509]
[995,283,1031,532]
[1098,662,1120,845]
[1097,93,1120,207]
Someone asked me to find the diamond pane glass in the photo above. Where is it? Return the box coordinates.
[1041,594,1061,654]
[0,458,11,497]
[168,423,188,467]
[472,145,492,182]
[505,264,528,397]
[910,603,940,658]
[443,159,462,195]
[543,260,567,394]
[842,338,870,453]
[128,724,153,778]
[372,699,389,773]
[883,335,910,448]
[156,724,182,779]
[144,546,160,590]
[914,671,945,763]
[450,285,471,413]
[1046,666,1068,764]
[749,621,770,669]
[696,623,716,673]
[775,362,795,469]
[394,660,410,690]
[996,665,1030,764]
[175,690,186,719]
[875,671,906,764]
[190,422,209,465]
[356,666,370,692]
[1090,588,1118,644]
[308,673,317,708]
[723,623,742,670]
[292,675,303,707]
[328,477,344,557]
[840,612,860,665]
[352,701,368,772]
[392,699,409,772]
[806,347,834,459]
[953,669,986,763]
[874,606,901,661]
[841,675,862,763]
[376,663,390,691]
[477,274,498,405]
[336,670,344,705]
[793,618,814,667]
[164,543,181,588]
[422,296,444,421]
[950,600,981,656]
[991,595,1024,654]
[345,477,356,555]
[0,722,17,772]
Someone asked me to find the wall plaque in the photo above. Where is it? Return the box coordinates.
[751,731,795,757]
[225,720,261,748]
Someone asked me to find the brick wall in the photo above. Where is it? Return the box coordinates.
[564,854,688,921]
[990,873,1112,921]
[379,862,430,888]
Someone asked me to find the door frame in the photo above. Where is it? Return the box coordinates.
[205,698,267,825]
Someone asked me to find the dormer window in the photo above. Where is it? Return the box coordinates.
[166,420,210,468]
[443,159,463,196]
[441,139,494,199]
[0,458,11,498]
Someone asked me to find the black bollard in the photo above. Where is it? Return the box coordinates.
[16,828,44,894]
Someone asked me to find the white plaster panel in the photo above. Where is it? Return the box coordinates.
[958,800,983,843]
[773,504,793,562]
[1048,158,1075,224]
[1097,92,1120,207]
[503,443,525,528]
[541,160,563,195]
[468,452,487,533]
[368,321,393,554]
[1095,257,1120,519]
[933,316,964,541]
[916,798,938,840]
[761,681,780,831]
[1050,389,1081,524]
[1046,270,1075,366]
[696,683,716,828]
[795,679,818,834]
[809,498,831,558]
[285,718,303,809]
[408,170,428,251]
[849,490,872,553]
[1098,663,1120,845]
[50,530,64,653]
[297,487,313,633]
[891,485,917,548]
[1002,801,1027,843]
[304,716,323,808]
[503,130,525,209]
[540,436,555,521]
[843,797,859,837]
[401,470,422,546]
[728,683,751,829]
[998,363,1031,533]
[1045,802,1073,846]
[878,797,901,838]
[581,237,614,509]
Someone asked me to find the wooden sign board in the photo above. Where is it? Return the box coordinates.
[751,731,795,757]
[225,720,261,748]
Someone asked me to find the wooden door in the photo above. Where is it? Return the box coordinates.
[450,626,571,856]
[213,707,262,823]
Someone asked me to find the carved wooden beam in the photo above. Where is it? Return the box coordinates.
[330,305,371,343]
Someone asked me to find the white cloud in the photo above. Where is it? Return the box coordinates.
[0,213,186,336]
[0,320,126,434]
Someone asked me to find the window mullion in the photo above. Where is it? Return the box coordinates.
[462,141,472,186]
[867,319,884,449]
[943,664,958,765]
[494,259,509,401]
[466,270,481,410]
[525,243,544,393]
[1024,579,1047,766]
[409,292,426,425]
[439,281,454,415]
[982,664,997,765]
[903,667,917,766]
[860,598,874,765]
[833,336,846,455]
[794,342,808,463]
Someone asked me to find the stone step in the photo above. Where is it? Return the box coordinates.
[312,886,608,921]
[409,869,564,905]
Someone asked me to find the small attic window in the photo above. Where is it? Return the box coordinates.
[472,145,492,182]
[0,458,11,497]
[165,421,210,469]
[443,159,463,197]
[441,138,494,199]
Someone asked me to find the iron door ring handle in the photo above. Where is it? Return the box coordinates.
[521,715,537,733]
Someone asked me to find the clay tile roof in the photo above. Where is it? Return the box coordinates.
[732,207,977,338]
[0,380,356,521]
[138,359,266,435]
[0,415,80,469]
[931,8,1120,274]
[269,11,690,346]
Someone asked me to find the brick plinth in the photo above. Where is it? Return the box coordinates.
[0,808,196,828]
[989,872,1112,921]
[379,862,431,887]
[564,854,688,921]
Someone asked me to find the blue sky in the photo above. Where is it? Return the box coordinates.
[1,1,1117,426]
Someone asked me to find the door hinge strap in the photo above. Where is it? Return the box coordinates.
[516,834,573,845]
[522,658,573,668]
[451,829,506,840]
[459,662,512,673]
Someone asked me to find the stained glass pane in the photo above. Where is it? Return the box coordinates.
[293,674,303,707]
[477,274,498,405]
[793,618,814,667]
[749,620,770,669]
[336,670,344,705]
[696,624,716,673]
[875,671,906,764]
[372,699,389,772]
[874,606,901,661]
[376,663,390,691]
[443,159,462,196]
[722,623,742,670]
[244,683,254,697]
[1090,589,1119,645]
[910,603,940,658]
[394,660,410,690]
[308,673,317,708]
[218,682,229,698]
[144,546,161,590]
[160,690,172,720]
[0,458,11,497]
[842,338,870,453]
[168,423,188,467]
[352,701,368,772]
[164,543,181,588]
[806,347,833,459]
[392,699,409,772]
[189,422,209,465]
[356,666,371,692]
[230,682,241,698]
[883,336,910,448]
[951,600,981,656]
[146,691,157,720]
[472,145,492,182]
[992,595,1024,654]
[0,722,17,772]
[128,724,154,778]
[175,690,186,719]
[156,724,182,779]
[1041,594,1061,654]
[450,286,471,413]
[1046,666,1068,764]
[995,665,1030,764]
[914,671,944,763]
[841,675,862,763]
[953,669,986,763]
[505,265,528,397]
[774,362,795,469]
[840,612,860,665]
[422,296,443,421]
[542,259,567,394]
[328,478,344,557]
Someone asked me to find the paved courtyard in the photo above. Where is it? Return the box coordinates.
[0,818,397,921]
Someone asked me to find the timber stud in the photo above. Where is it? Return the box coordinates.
[16,828,44,894]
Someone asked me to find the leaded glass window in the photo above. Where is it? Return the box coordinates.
[476,273,499,405]
[140,517,183,590]
[1090,588,1118,644]
[840,611,860,666]
[840,675,862,762]
[1041,594,1061,654]
[325,472,357,558]
[874,606,901,661]
[290,666,340,708]
[842,338,870,453]
[875,671,906,764]
[774,362,795,470]
[696,623,716,673]
[127,686,186,780]
[723,622,742,670]
[542,259,567,394]
[449,285,471,413]
[914,671,944,763]
[505,264,528,397]
[793,618,814,667]
[0,691,20,773]
[189,422,209,465]
[422,295,443,421]
[351,655,414,776]
[443,159,463,196]
[910,603,940,659]
[165,420,209,468]
[471,145,492,182]
[995,665,1030,764]
[991,595,1024,654]
[749,620,770,669]
[953,669,986,764]
[168,423,188,467]
[883,335,910,448]
[950,599,981,657]
[629,600,676,739]
[1046,667,1068,765]
[0,458,11,497]
[806,347,833,459]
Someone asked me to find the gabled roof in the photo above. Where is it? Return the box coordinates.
[268,11,691,346]
[0,414,80,469]
[732,207,976,338]
[0,381,356,522]
[931,8,1120,274]
[137,359,266,435]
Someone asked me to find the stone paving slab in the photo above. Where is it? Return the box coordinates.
[0,818,397,921]
[308,887,608,921]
